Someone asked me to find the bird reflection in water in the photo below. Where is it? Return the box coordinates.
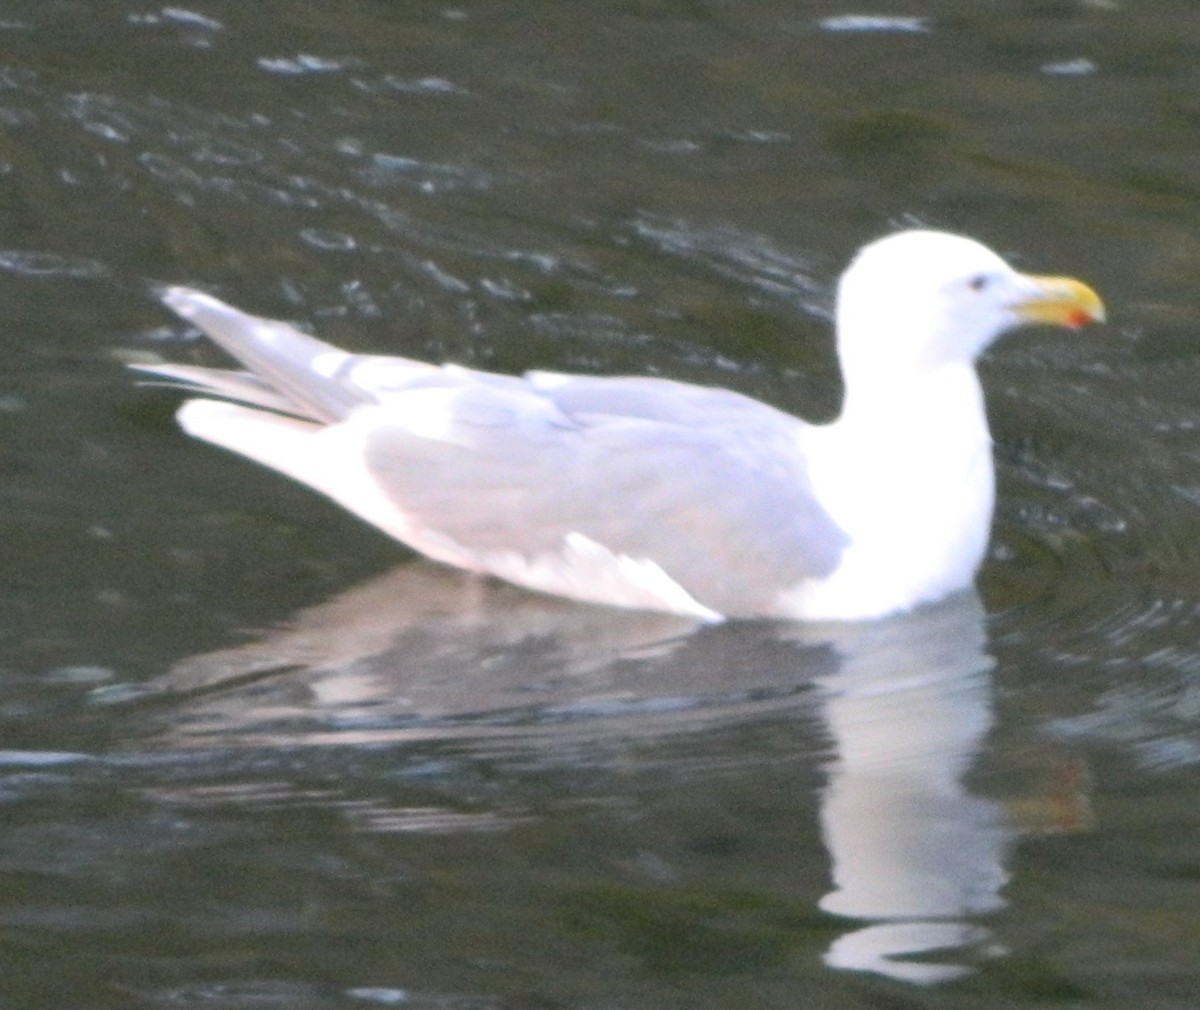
[813,592,1007,983]
[124,568,1087,984]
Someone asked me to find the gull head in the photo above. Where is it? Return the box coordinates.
[835,230,1105,379]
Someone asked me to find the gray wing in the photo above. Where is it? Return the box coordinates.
[361,377,849,617]
[144,287,849,617]
[140,288,778,426]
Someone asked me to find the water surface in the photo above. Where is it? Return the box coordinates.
[2,2,1200,1007]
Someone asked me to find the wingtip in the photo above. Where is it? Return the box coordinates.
[159,285,228,321]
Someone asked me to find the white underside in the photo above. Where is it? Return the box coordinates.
[177,399,723,621]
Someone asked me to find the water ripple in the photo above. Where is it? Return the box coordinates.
[360,152,497,194]
[987,359,1200,771]
[629,214,828,317]
[352,74,468,97]
[818,15,931,34]
[258,54,361,76]
[129,8,224,32]
[0,250,108,279]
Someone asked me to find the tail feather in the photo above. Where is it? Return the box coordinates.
[131,363,315,419]
[161,287,373,422]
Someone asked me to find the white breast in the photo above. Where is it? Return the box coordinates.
[778,364,995,620]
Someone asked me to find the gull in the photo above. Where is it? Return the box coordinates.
[134,230,1104,622]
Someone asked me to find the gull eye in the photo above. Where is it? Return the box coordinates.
[967,274,989,292]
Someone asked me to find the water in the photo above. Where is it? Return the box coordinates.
[3,1,1200,1006]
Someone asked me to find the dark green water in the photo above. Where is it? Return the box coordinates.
[2,2,1200,1007]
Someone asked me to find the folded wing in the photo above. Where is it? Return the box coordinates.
[144,288,849,618]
